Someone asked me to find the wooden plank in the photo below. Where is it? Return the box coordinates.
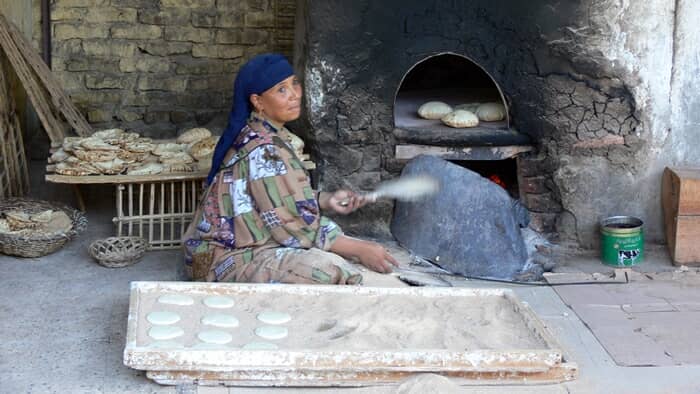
[672,216,700,265]
[0,13,65,142]
[662,167,680,260]
[675,168,700,215]
[4,13,93,137]
[663,167,700,216]
[396,144,533,161]
[45,171,208,184]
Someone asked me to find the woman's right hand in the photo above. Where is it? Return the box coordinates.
[355,241,399,273]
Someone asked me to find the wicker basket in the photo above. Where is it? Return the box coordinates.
[0,198,87,258]
[89,236,147,268]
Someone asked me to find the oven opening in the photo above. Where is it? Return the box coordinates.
[394,52,510,133]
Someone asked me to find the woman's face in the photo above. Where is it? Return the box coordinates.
[251,75,302,125]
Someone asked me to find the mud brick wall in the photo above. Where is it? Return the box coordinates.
[48,0,296,142]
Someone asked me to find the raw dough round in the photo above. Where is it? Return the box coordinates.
[158,294,194,306]
[475,102,506,122]
[148,326,185,341]
[203,296,235,309]
[254,325,288,340]
[201,314,240,328]
[257,311,291,325]
[197,330,233,345]
[147,341,184,349]
[417,101,453,120]
[243,342,279,350]
[147,311,181,325]
[441,110,479,128]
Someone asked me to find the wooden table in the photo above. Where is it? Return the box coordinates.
[46,171,207,250]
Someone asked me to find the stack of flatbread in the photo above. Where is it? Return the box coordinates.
[48,127,219,176]
[0,209,73,236]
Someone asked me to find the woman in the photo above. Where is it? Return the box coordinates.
[182,53,398,284]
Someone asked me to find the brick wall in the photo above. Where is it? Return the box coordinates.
[49,0,296,139]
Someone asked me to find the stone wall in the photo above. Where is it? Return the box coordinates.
[48,0,295,141]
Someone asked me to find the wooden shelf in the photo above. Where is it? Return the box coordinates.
[45,171,208,185]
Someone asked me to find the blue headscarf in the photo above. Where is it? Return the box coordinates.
[207,53,295,184]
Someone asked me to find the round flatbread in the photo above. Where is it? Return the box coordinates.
[127,162,164,176]
[49,149,69,164]
[417,101,453,120]
[92,128,124,141]
[188,136,218,161]
[256,311,291,325]
[475,102,506,122]
[157,294,194,306]
[159,151,194,165]
[197,330,233,345]
[201,314,240,328]
[79,137,120,151]
[202,296,235,309]
[147,311,181,325]
[162,163,195,174]
[148,326,184,341]
[92,158,127,175]
[153,143,187,156]
[177,127,212,144]
[73,149,118,162]
[441,110,479,128]
[254,325,288,340]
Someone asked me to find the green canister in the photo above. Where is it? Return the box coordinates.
[600,216,644,267]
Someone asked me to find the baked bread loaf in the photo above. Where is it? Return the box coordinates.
[177,127,212,144]
[475,102,506,122]
[441,110,479,128]
[188,136,218,161]
[418,101,453,120]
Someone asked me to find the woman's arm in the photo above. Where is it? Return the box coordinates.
[329,235,399,273]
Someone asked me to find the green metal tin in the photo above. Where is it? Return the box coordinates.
[600,216,644,267]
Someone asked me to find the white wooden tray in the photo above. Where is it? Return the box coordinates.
[124,281,577,386]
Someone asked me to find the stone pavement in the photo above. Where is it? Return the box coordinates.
[2,178,700,392]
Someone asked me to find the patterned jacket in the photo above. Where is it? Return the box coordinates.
[182,113,342,281]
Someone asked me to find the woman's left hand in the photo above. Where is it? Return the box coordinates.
[320,190,368,215]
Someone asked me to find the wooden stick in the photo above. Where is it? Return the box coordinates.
[0,13,65,142]
[181,180,186,237]
[160,182,165,246]
[128,183,134,235]
[116,184,124,236]
[13,115,29,194]
[114,212,196,221]
[139,183,144,238]
[169,181,175,242]
[4,13,92,137]
[149,183,155,248]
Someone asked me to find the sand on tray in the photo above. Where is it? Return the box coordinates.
[135,289,548,351]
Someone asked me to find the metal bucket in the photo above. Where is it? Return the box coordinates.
[600,216,644,267]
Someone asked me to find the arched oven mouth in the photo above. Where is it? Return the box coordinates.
[392,52,530,148]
